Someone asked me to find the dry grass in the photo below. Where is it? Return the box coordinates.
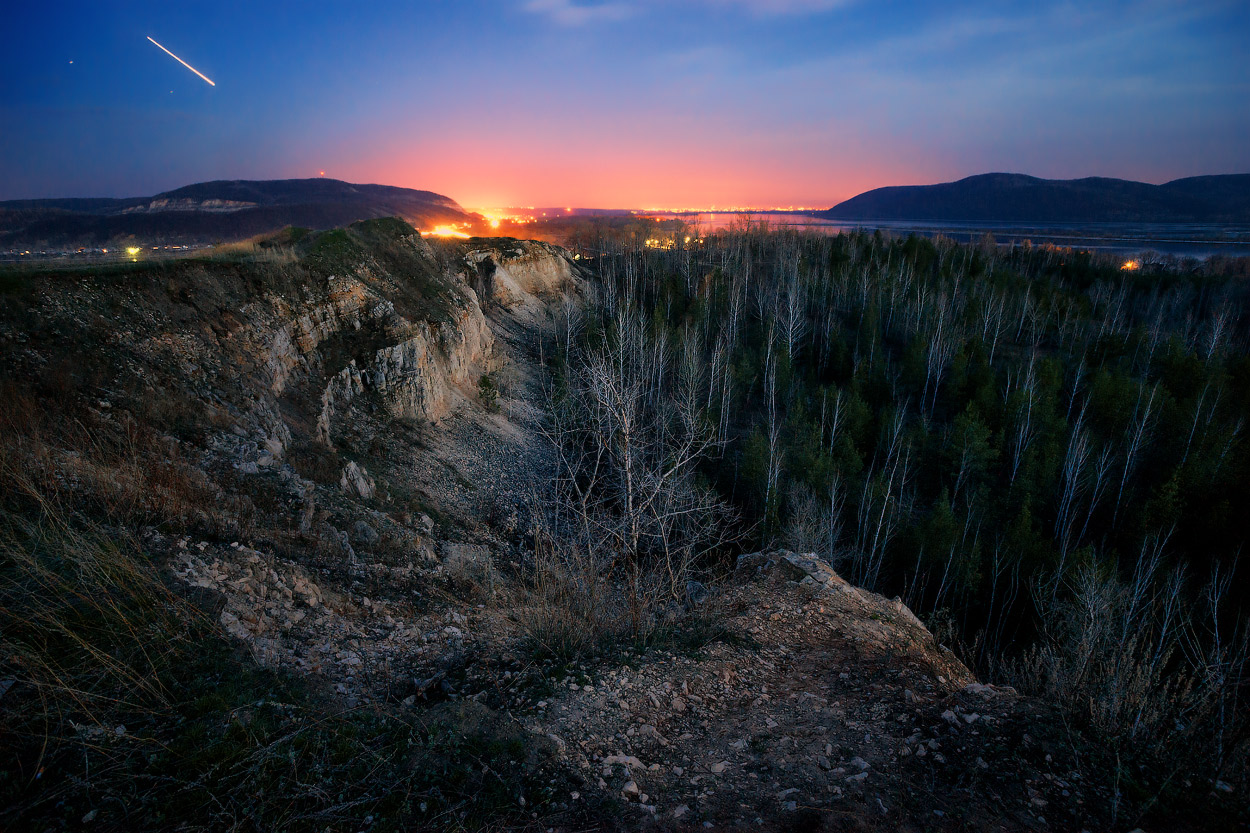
[0,382,216,531]
[1009,559,1250,818]
[200,234,299,265]
[513,532,636,660]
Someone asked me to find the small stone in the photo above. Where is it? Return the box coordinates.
[673,804,691,819]
[82,810,98,823]
[709,761,727,774]
[353,520,379,546]
[622,780,640,798]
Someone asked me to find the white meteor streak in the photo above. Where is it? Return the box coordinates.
[147,36,215,86]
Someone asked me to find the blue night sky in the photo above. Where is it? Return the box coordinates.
[2,0,1247,207]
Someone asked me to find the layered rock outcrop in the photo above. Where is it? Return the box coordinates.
[466,240,579,322]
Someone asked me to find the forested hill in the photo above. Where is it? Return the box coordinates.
[822,172,1250,223]
[0,178,476,248]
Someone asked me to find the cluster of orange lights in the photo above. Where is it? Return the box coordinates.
[633,206,824,214]
[422,225,471,239]
[1120,259,1141,271]
[644,235,704,250]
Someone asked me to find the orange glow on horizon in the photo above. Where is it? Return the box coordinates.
[326,143,886,212]
[321,129,952,214]
[422,225,471,239]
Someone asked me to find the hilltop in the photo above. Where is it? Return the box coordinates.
[0,178,476,249]
[823,172,1250,223]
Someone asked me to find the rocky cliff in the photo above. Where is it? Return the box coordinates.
[0,217,579,538]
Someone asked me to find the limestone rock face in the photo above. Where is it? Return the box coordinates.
[122,197,257,213]
[465,240,581,323]
[130,225,516,464]
[315,302,494,444]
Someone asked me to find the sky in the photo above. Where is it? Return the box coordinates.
[2,0,1248,208]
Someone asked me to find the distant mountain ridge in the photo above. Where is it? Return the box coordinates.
[0,178,475,248]
[822,172,1250,224]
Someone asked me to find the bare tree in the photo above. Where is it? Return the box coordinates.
[538,301,739,638]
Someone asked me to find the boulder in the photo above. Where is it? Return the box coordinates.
[339,461,375,499]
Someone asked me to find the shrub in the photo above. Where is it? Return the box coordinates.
[1009,552,1249,815]
[478,373,500,413]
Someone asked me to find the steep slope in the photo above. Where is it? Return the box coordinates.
[823,172,1250,223]
[0,178,477,248]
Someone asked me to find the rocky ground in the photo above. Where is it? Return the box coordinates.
[524,553,1106,832]
[168,526,1129,831]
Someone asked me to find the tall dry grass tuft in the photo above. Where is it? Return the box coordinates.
[513,525,634,660]
[0,458,204,795]
[202,236,298,265]
[1010,551,1249,809]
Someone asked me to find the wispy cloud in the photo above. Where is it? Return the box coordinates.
[523,0,850,26]
[705,0,852,14]
[523,0,633,26]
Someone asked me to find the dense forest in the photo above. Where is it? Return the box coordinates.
[549,220,1250,788]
